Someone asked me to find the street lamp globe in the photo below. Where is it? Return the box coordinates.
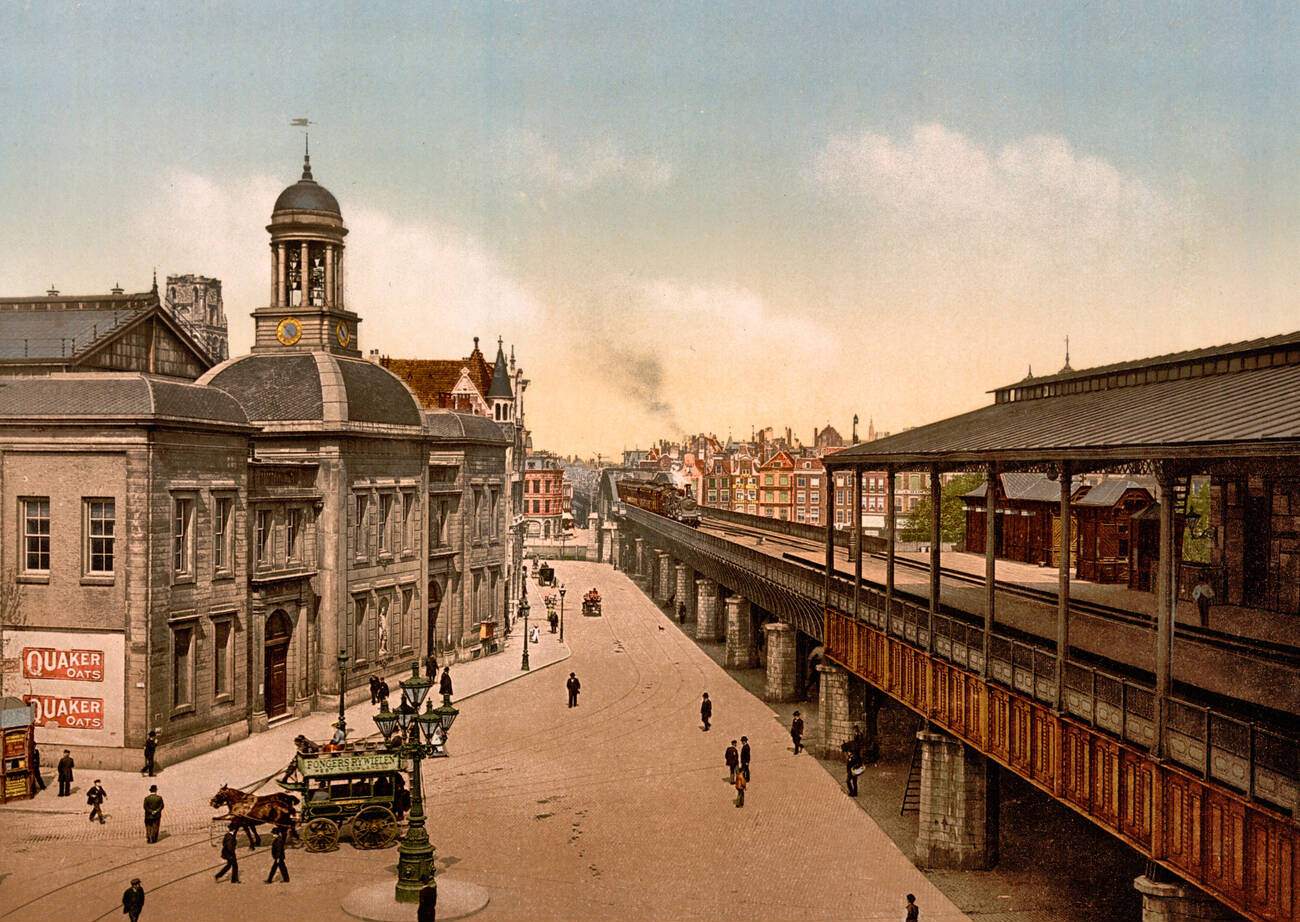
[400,661,433,712]
[434,696,460,735]
[373,704,399,740]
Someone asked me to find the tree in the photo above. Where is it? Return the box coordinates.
[1182,480,1213,564]
[0,567,25,698]
[901,473,985,544]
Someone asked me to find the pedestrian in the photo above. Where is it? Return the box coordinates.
[417,875,437,922]
[734,763,747,808]
[846,750,864,797]
[905,893,919,922]
[566,672,581,708]
[790,711,805,755]
[1192,576,1216,627]
[700,692,712,731]
[56,749,74,797]
[121,878,145,922]
[850,723,866,761]
[549,610,558,634]
[725,741,739,783]
[530,624,540,645]
[377,677,391,710]
[265,826,289,883]
[677,600,686,624]
[740,736,751,781]
[30,743,46,794]
[439,666,453,700]
[424,653,438,680]
[141,729,158,776]
[215,824,241,883]
[393,774,410,821]
[369,675,381,705]
[143,785,164,843]
[87,779,107,824]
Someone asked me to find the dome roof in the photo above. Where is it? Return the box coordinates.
[272,154,341,216]
[200,352,422,430]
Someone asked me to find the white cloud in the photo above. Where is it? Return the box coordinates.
[813,123,1198,282]
[503,130,673,192]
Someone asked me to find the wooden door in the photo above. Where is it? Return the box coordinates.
[1243,492,1271,607]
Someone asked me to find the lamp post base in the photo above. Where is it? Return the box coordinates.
[341,878,490,921]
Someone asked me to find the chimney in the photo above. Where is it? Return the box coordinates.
[368,348,380,364]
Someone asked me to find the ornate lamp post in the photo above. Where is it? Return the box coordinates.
[519,585,531,672]
[373,661,459,903]
[559,584,566,644]
[334,648,349,744]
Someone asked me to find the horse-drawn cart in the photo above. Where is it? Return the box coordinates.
[536,562,556,587]
[582,591,602,617]
[278,743,404,852]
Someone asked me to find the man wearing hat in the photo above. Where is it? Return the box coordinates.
[143,785,164,843]
[122,879,145,922]
[141,729,158,777]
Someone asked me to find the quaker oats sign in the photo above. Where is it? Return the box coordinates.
[7,630,124,746]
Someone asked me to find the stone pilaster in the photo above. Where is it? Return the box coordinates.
[674,564,693,620]
[655,551,672,604]
[763,622,797,701]
[915,731,999,870]
[1133,876,1236,922]
[607,523,620,567]
[695,578,719,642]
[634,537,645,580]
[724,596,757,667]
[816,663,858,759]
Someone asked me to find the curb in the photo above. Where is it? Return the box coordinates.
[450,640,572,706]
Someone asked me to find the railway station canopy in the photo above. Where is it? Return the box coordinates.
[827,330,1300,467]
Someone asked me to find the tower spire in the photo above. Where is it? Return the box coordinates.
[1059,335,1073,374]
[301,133,313,181]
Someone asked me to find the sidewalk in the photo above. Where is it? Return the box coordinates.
[3,630,569,830]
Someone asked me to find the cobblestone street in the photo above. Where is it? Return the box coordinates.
[0,561,963,922]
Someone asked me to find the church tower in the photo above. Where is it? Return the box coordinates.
[252,145,361,356]
[488,336,514,422]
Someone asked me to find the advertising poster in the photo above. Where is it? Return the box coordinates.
[2,630,124,747]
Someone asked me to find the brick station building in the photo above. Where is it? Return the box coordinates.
[0,151,516,770]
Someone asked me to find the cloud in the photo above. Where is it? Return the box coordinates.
[812,123,1200,284]
[502,130,673,192]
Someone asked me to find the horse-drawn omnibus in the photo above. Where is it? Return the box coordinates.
[277,741,406,852]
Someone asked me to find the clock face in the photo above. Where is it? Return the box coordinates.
[336,321,351,348]
[276,317,303,346]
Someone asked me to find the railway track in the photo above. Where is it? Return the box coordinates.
[701,515,1300,669]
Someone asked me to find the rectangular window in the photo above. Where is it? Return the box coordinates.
[353,493,368,558]
[172,497,194,576]
[472,571,483,621]
[430,500,442,549]
[379,494,393,552]
[255,509,272,565]
[286,508,302,562]
[403,587,415,650]
[22,497,50,573]
[214,496,233,572]
[489,489,499,538]
[172,625,194,709]
[213,619,233,700]
[796,491,806,504]
[353,595,369,662]
[797,476,806,488]
[403,491,416,551]
[84,498,115,575]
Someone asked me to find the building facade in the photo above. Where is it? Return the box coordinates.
[524,453,566,538]
[0,152,512,770]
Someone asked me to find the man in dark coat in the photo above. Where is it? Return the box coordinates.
[566,672,581,708]
[141,729,157,777]
[790,711,805,755]
[215,825,240,883]
[677,600,687,624]
[417,875,437,922]
[846,750,864,797]
[87,779,107,823]
[740,737,751,781]
[377,677,391,710]
[143,785,164,843]
[439,666,453,699]
[30,743,46,793]
[393,775,410,821]
[56,749,74,797]
[724,741,739,783]
[122,879,145,922]
[700,692,712,731]
[265,826,289,883]
[369,675,381,705]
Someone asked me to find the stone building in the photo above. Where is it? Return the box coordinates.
[165,274,228,362]
[0,150,512,769]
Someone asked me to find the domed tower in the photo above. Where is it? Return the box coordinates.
[253,145,360,356]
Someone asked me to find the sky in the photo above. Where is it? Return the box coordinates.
[0,1,1296,457]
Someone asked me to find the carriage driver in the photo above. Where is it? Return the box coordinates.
[280,735,320,784]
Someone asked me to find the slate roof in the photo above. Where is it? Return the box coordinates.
[272,156,341,216]
[963,472,1062,504]
[205,354,322,421]
[337,358,423,426]
[0,292,156,361]
[1074,478,1153,507]
[380,358,468,409]
[829,342,1300,466]
[422,410,508,443]
[0,374,248,426]
[487,342,513,399]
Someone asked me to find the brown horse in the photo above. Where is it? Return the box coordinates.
[210,784,298,847]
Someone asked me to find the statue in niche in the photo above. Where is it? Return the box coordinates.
[378,598,390,658]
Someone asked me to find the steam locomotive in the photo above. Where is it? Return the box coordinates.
[617,478,702,528]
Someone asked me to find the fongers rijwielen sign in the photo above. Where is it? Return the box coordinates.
[5,631,124,746]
